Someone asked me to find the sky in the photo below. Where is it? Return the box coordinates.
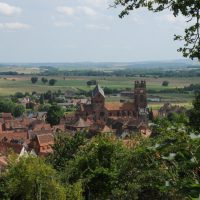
[0,0,188,63]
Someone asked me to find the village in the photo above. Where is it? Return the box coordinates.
[0,80,187,170]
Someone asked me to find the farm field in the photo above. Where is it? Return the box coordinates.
[0,75,198,105]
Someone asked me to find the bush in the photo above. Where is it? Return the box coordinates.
[49,79,57,86]
[162,81,169,87]
[31,77,38,84]
[46,105,64,125]
[13,104,25,117]
[87,80,97,86]
[14,92,24,98]
[41,77,48,84]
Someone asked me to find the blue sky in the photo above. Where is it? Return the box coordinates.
[0,0,187,62]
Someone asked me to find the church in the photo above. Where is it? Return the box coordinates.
[75,80,149,135]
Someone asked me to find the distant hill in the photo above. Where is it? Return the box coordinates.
[0,59,199,70]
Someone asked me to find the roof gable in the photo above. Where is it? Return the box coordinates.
[36,134,54,146]
[92,84,105,98]
[73,118,90,128]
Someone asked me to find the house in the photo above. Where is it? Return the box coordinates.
[66,118,90,131]
[158,103,187,118]
[33,134,54,156]
[2,113,13,121]
[29,120,51,131]
[52,124,65,133]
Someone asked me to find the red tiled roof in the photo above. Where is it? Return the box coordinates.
[32,123,51,131]
[105,102,135,111]
[2,113,13,120]
[0,131,28,141]
[0,142,24,154]
[36,134,54,147]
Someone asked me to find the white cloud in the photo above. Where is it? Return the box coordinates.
[0,22,31,30]
[57,6,97,17]
[78,6,97,16]
[57,6,75,16]
[0,2,21,16]
[85,0,108,7]
[54,21,73,27]
[86,24,110,30]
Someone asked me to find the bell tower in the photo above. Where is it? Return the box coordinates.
[91,84,105,109]
[134,80,147,116]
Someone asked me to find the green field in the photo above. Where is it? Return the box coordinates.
[0,76,199,105]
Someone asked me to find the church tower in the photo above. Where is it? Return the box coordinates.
[91,84,105,109]
[134,80,147,116]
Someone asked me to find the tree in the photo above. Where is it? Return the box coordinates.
[87,80,97,86]
[41,77,48,84]
[65,181,84,200]
[49,79,57,86]
[4,156,66,200]
[38,103,51,112]
[13,104,25,117]
[162,81,169,87]
[14,92,24,98]
[31,77,38,84]
[0,175,9,199]
[0,99,15,113]
[46,105,64,126]
[115,120,200,199]
[63,136,128,199]
[113,0,200,60]
[48,133,87,171]
[189,92,200,131]
[39,94,45,104]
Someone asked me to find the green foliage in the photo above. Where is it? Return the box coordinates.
[0,176,9,200]
[63,136,129,199]
[14,92,24,98]
[65,181,84,200]
[13,104,25,117]
[48,133,87,171]
[39,94,44,104]
[0,99,15,113]
[41,77,48,84]
[0,99,25,117]
[162,81,169,87]
[114,0,200,60]
[49,79,57,86]
[189,92,200,131]
[3,156,66,200]
[46,105,64,126]
[38,103,51,112]
[0,93,199,199]
[115,123,200,199]
[31,77,38,84]
[86,80,97,86]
